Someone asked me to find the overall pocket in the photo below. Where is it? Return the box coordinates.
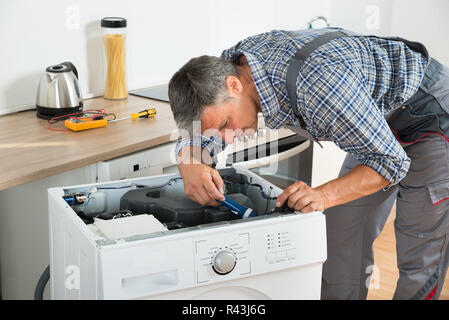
[428,180,449,207]
[396,180,449,239]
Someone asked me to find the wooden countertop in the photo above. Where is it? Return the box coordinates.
[0,94,178,191]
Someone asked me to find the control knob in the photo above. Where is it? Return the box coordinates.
[212,249,237,275]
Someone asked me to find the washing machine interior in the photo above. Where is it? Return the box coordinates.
[63,167,281,238]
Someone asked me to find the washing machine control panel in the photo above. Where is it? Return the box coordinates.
[195,232,250,283]
[193,214,325,285]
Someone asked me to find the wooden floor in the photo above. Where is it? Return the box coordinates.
[367,205,449,300]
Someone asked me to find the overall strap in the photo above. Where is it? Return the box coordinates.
[286,31,348,122]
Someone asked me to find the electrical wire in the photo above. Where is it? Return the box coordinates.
[73,193,91,207]
[34,265,50,300]
[98,177,183,190]
[96,185,137,190]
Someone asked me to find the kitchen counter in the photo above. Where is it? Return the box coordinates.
[0,94,178,191]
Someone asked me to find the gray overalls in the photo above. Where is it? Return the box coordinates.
[285,29,449,300]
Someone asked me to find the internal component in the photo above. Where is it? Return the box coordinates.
[63,169,279,237]
[63,193,90,206]
[90,214,167,240]
[119,189,253,228]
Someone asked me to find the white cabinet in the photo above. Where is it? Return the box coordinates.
[97,142,178,182]
[0,164,97,299]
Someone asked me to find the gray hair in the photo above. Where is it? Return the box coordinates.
[168,55,238,133]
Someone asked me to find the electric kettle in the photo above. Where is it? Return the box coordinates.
[36,61,83,119]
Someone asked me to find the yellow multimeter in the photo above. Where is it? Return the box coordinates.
[64,118,109,132]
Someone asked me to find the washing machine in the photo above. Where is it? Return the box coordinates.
[48,165,326,299]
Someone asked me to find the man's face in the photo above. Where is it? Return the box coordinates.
[200,93,259,144]
[200,70,261,144]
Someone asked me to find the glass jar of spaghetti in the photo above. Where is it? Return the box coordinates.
[101,17,128,100]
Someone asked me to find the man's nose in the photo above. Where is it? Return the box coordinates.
[222,129,237,144]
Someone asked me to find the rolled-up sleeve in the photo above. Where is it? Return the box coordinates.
[175,134,227,165]
[301,64,410,187]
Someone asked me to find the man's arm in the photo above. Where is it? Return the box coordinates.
[277,63,410,212]
[276,164,389,213]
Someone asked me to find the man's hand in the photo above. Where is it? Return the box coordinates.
[178,163,225,206]
[276,164,389,214]
[276,181,327,213]
[177,146,225,206]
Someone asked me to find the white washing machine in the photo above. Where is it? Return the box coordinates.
[48,166,326,300]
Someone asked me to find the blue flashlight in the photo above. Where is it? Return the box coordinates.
[218,195,258,218]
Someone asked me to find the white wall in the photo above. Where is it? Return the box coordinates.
[330,0,449,65]
[0,0,330,115]
[390,0,449,66]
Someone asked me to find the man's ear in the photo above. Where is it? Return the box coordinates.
[225,75,243,96]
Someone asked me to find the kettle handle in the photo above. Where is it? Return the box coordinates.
[60,61,79,79]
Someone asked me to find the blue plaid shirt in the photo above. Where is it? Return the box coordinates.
[175,28,428,186]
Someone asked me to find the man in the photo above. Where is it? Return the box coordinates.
[168,27,449,300]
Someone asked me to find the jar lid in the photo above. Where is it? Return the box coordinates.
[101,17,127,28]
